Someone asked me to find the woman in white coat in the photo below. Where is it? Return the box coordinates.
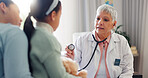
[66,4,134,78]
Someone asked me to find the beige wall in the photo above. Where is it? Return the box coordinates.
[142,6,148,78]
[143,29,148,78]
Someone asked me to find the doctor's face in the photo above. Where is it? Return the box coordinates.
[94,11,116,34]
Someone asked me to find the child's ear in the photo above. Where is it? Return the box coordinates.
[0,2,7,14]
[50,11,56,21]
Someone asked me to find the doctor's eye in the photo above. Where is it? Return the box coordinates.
[97,18,100,20]
[104,19,109,22]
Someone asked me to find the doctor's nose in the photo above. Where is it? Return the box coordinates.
[97,19,103,26]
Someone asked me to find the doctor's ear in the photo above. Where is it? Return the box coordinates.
[113,21,117,26]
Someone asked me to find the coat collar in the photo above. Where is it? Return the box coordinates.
[89,30,120,53]
[107,33,120,53]
[36,22,54,33]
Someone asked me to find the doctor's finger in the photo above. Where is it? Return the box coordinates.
[65,54,73,59]
[65,47,73,54]
[66,52,74,56]
[65,55,71,59]
[65,48,75,57]
[66,53,74,60]
[65,46,69,50]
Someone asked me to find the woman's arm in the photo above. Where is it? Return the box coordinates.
[43,52,80,78]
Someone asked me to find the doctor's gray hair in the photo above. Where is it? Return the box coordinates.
[97,4,117,22]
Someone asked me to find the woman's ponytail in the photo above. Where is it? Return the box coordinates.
[23,14,35,72]
[23,13,35,52]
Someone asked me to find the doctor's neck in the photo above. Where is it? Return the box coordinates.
[96,32,111,41]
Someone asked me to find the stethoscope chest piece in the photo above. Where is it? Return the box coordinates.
[68,44,75,51]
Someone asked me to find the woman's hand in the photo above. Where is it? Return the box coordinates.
[65,46,75,60]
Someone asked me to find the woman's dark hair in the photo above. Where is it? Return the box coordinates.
[0,0,14,6]
[24,0,61,51]
[23,0,61,72]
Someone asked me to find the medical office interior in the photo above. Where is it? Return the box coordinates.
[13,0,148,78]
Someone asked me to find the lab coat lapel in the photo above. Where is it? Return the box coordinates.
[107,37,116,53]
[107,32,120,54]
[106,33,120,78]
[91,40,100,52]
[90,33,101,52]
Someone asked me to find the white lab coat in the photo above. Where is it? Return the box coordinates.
[74,31,134,78]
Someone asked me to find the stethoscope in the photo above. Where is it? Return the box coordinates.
[78,33,110,71]
[77,32,121,77]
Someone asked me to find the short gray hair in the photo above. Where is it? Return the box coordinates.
[96,4,117,22]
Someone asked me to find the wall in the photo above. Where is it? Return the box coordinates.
[143,25,148,78]
[113,0,122,26]
[142,5,148,78]
[54,0,81,50]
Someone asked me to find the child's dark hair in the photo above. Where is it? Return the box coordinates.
[24,0,61,52]
[0,0,14,7]
[23,0,61,71]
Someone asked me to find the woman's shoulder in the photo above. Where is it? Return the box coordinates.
[31,28,59,45]
[0,23,22,32]
[0,23,26,38]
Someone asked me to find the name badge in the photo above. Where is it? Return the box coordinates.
[114,59,120,66]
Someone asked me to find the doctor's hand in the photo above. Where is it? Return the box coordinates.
[65,46,75,60]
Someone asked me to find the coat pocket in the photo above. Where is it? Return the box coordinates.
[113,66,122,78]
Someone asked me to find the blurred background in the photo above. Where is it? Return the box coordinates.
[12,0,148,78]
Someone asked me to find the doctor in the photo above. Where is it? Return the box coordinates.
[66,4,134,78]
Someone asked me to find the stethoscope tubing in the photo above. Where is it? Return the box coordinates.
[78,32,121,77]
[78,34,107,71]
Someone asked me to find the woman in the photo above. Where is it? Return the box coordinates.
[0,0,32,78]
[24,0,83,78]
[66,4,134,78]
